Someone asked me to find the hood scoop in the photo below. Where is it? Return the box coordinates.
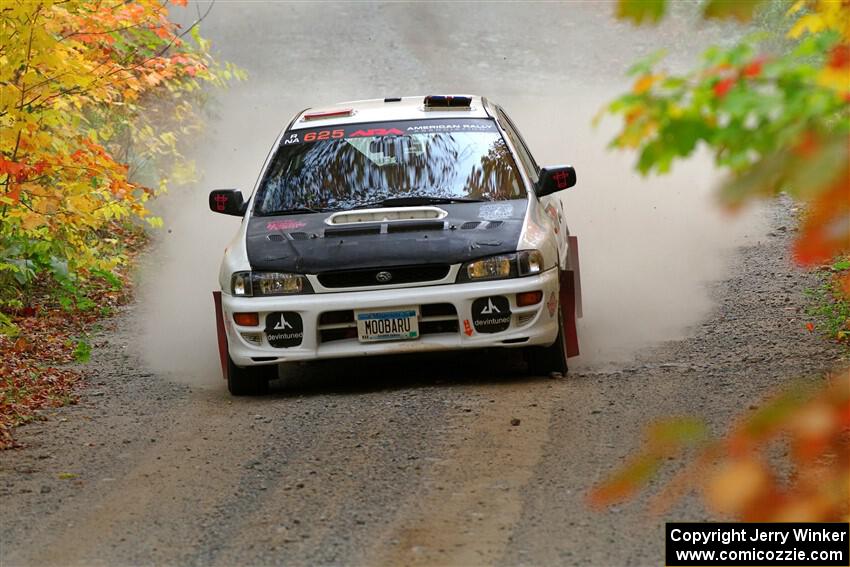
[324,224,382,237]
[326,206,448,225]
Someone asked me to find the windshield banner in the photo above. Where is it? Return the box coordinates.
[281,118,498,145]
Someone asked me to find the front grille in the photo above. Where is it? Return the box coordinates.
[319,310,354,325]
[317,264,450,288]
[318,303,458,343]
[421,303,456,318]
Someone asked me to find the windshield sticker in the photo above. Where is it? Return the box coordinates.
[478,203,513,220]
[266,220,307,231]
[286,118,498,145]
[349,128,404,138]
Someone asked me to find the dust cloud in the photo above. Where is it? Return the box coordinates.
[138,2,766,383]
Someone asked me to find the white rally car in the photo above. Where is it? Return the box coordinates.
[209,95,581,395]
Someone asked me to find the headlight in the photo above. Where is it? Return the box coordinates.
[459,250,546,282]
[518,250,544,276]
[465,255,514,280]
[231,271,312,296]
[232,272,252,296]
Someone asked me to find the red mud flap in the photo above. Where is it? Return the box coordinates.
[213,291,229,381]
[562,235,582,358]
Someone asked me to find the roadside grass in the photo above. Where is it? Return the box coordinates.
[805,256,850,346]
[0,227,146,449]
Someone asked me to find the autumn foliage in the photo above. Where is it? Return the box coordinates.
[593,0,849,522]
[1,0,239,447]
[0,0,240,316]
[590,370,849,522]
[604,0,849,286]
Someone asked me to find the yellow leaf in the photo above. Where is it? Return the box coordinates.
[633,74,662,94]
[788,13,826,39]
[21,212,46,230]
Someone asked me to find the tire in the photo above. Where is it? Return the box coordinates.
[226,356,274,396]
[525,307,569,376]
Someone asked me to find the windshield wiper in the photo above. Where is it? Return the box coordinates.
[351,196,486,209]
[260,206,329,216]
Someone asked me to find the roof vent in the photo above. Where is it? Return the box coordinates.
[424,95,472,109]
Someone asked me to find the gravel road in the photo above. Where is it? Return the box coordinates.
[1,200,844,566]
[2,3,847,566]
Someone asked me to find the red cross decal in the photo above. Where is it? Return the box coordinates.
[553,170,569,189]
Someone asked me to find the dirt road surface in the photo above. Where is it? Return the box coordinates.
[2,3,846,566]
[1,205,844,566]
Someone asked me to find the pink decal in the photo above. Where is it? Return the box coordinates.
[267,220,307,231]
[214,194,229,211]
[547,292,558,317]
[553,170,570,189]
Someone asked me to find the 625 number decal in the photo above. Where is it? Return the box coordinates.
[303,129,345,142]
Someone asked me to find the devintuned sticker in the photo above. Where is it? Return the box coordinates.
[265,312,303,348]
[471,296,511,333]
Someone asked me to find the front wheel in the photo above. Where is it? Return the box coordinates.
[226,356,275,396]
[525,307,569,376]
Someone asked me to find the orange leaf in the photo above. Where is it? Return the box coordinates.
[742,56,766,79]
[828,45,850,70]
[793,167,850,266]
[0,157,25,177]
[633,74,660,95]
[714,77,735,98]
[7,183,21,203]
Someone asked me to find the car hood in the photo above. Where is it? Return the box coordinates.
[245,200,528,273]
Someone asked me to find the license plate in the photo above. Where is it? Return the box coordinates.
[355,307,419,343]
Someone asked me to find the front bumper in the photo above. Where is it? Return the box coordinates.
[219,268,561,366]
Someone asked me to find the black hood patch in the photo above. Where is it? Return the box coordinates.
[245,200,528,273]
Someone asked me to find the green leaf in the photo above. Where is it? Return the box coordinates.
[702,0,766,22]
[664,119,712,157]
[626,50,668,76]
[73,338,91,363]
[617,0,667,24]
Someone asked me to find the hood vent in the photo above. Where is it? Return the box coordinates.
[386,220,445,234]
[326,206,448,226]
[324,224,382,237]
[268,232,310,241]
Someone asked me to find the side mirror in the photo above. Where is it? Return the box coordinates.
[536,165,576,198]
[209,189,247,216]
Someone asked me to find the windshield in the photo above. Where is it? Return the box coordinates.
[254,118,524,214]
